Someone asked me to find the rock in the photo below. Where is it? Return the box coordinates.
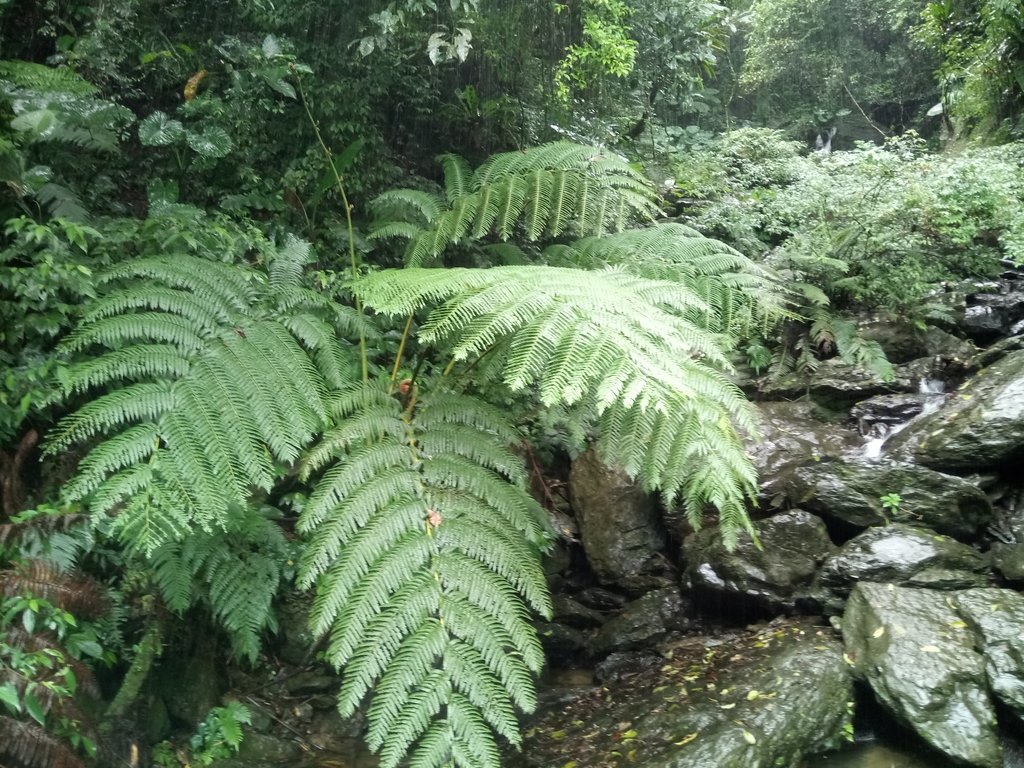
[283,670,337,696]
[551,595,607,629]
[573,586,628,612]
[588,587,685,657]
[593,651,664,684]
[788,458,991,538]
[888,349,1024,470]
[991,543,1024,582]
[850,393,929,434]
[569,447,671,592]
[684,509,835,615]
[812,524,990,615]
[953,589,1024,721]
[157,635,226,727]
[858,315,928,363]
[922,326,976,361]
[275,596,316,666]
[842,583,1002,767]
[535,621,589,665]
[511,619,852,768]
[961,289,1024,343]
[759,356,938,404]
[235,732,304,764]
[744,401,861,498]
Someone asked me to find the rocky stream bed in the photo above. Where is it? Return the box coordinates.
[180,272,1024,767]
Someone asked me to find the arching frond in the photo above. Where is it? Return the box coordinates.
[298,384,551,768]
[544,223,789,338]
[369,142,659,266]
[353,265,762,545]
[48,245,355,554]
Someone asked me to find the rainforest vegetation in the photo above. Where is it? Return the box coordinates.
[1,1,1023,767]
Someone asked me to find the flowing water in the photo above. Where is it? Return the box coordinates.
[860,378,946,459]
[802,741,959,768]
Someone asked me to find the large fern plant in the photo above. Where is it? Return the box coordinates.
[370,141,659,266]
[50,142,784,768]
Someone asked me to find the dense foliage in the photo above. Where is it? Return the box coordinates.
[1,1,1023,767]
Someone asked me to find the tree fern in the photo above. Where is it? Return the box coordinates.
[543,223,789,340]
[151,504,287,662]
[353,265,764,544]
[370,142,659,266]
[47,239,362,554]
[298,384,551,768]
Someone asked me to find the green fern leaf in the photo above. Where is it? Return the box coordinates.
[298,384,550,768]
[49,243,354,554]
[370,142,658,265]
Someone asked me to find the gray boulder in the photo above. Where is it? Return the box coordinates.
[842,583,1002,767]
[569,447,671,592]
[812,524,990,615]
[684,509,835,615]
[850,393,930,434]
[588,586,685,657]
[744,401,862,498]
[759,356,938,403]
[788,458,991,538]
[512,619,852,768]
[888,349,1024,470]
[954,589,1024,721]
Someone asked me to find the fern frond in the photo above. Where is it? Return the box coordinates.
[268,236,308,290]
[440,153,473,202]
[0,60,97,94]
[370,142,658,266]
[151,507,286,661]
[299,384,550,768]
[353,265,761,543]
[0,717,86,768]
[371,189,446,225]
[98,256,258,313]
[544,223,788,337]
[50,241,354,554]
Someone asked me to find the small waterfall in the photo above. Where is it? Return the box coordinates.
[860,379,946,459]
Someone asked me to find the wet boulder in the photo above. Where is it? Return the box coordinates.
[812,524,991,615]
[759,356,938,404]
[953,589,1024,721]
[744,401,861,498]
[588,586,685,657]
[569,448,671,592]
[858,314,929,363]
[888,349,1024,470]
[536,621,589,665]
[842,583,1003,767]
[788,458,991,538]
[684,509,835,615]
[960,288,1024,343]
[992,543,1024,583]
[850,393,930,435]
[511,619,852,768]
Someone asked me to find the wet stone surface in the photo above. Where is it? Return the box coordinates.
[507,618,851,768]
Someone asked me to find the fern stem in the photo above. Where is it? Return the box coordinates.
[293,67,369,382]
[387,312,415,395]
[104,616,162,723]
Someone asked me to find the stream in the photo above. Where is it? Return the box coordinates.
[803,741,960,768]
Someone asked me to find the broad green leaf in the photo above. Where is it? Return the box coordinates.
[23,689,45,725]
[186,127,232,158]
[0,682,21,714]
[11,109,56,136]
[139,111,186,146]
